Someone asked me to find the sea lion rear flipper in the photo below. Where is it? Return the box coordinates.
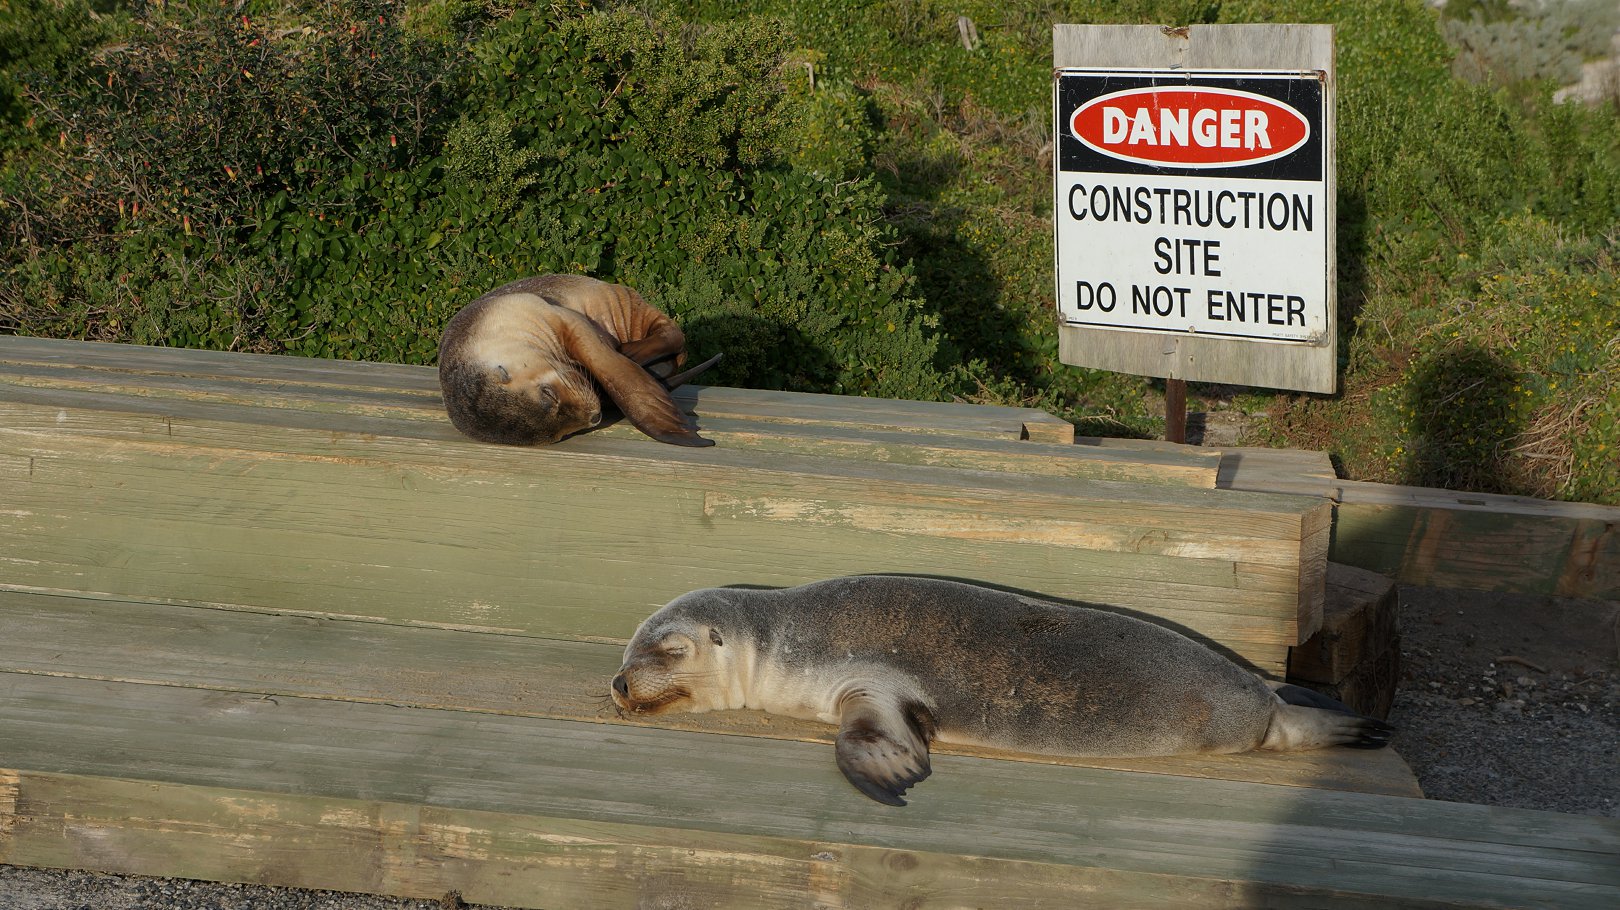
[553,307,715,447]
[658,352,724,391]
[834,693,934,806]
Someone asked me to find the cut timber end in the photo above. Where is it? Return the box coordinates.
[1289,563,1401,718]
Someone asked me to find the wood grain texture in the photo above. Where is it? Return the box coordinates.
[1213,440,1620,600]
[1327,481,1620,600]
[0,769,1472,910]
[1052,24,1337,394]
[0,334,1074,443]
[0,392,1328,666]
[0,590,1419,797]
[2,674,1615,909]
[1289,564,1399,685]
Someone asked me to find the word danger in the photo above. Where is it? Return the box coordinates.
[1072,281,1308,328]
[1069,86,1310,168]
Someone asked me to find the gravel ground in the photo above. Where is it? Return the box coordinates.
[3,585,1616,908]
[1387,584,1620,817]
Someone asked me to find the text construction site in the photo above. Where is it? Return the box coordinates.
[1055,71,1329,343]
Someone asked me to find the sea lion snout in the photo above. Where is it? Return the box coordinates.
[611,673,629,698]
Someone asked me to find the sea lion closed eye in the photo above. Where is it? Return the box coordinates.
[437,274,719,446]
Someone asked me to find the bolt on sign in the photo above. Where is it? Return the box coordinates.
[1052,25,1337,394]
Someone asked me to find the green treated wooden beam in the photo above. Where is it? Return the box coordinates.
[0,370,1214,486]
[1215,450,1620,600]
[0,334,1076,443]
[0,673,1615,909]
[0,769,1465,910]
[0,395,1328,670]
[1326,481,1620,600]
[0,589,1420,797]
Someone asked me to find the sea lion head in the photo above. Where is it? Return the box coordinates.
[610,591,741,716]
[437,338,602,443]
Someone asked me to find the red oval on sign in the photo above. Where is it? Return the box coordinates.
[1070,86,1310,168]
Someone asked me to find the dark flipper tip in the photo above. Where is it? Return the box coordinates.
[1343,717,1396,749]
[660,352,725,391]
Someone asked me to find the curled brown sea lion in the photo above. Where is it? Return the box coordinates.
[611,576,1394,805]
[438,274,718,446]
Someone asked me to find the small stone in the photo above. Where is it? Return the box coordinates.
[1459,697,1477,706]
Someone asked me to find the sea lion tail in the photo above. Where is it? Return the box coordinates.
[1261,684,1395,751]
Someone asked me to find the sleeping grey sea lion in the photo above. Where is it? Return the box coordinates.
[438,274,719,446]
[610,575,1393,805]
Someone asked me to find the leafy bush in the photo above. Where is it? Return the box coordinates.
[1442,0,1620,89]
[1,0,947,397]
[1,0,1615,502]
[0,0,113,149]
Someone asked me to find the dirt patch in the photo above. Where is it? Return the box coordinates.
[1389,585,1620,816]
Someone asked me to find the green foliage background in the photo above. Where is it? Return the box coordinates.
[1,0,1615,503]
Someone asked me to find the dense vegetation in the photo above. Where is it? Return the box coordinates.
[1,0,1615,503]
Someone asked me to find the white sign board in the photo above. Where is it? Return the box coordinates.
[1050,24,1336,394]
[1055,70,1328,345]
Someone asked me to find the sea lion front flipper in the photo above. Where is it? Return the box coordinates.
[834,692,934,806]
[552,306,715,447]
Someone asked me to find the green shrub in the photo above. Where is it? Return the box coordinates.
[1374,218,1619,504]
[0,0,113,151]
[1442,0,1620,89]
[2,0,1616,502]
[2,1,947,398]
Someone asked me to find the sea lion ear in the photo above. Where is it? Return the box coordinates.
[708,629,723,646]
[834,693,934,806]
[551,306,715,447]
[495,365,512,383]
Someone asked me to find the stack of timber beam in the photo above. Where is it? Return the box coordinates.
[1289,563,1401,718]
[0,335,1316,676]
[3,335,1618,908]
[1213,441,1620,601]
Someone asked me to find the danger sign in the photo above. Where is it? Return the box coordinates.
[1054,70,1329,345]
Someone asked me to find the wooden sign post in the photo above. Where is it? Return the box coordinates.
[1053,24,1337,441]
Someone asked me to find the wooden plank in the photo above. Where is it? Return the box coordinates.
[2,674,1616,907]
[1290,564,1399,685]
[0,335,1074,443]
[1054,25,1337,394]
[0,392,1322,548]
[1294,523,1330,641]
[1305,648,1400,721]
[0,361,1127,484]
[709,421,1214,486]
[0,400,1328,665]
[0,769,1458,910]
[1327,480,1620,600]
[1210,440,1620,600]
[0,590,1419,797]
[1218,446,1339,497]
